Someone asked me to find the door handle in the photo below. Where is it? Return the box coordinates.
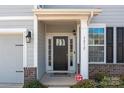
[16,70,23,73]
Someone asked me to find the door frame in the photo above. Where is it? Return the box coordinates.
[46,33,76,73]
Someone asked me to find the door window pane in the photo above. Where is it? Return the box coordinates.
[89,28,104,45]
[89,28,105,63]
[89,46,104,62]
[48,39,52,66]
[70,39,73,66]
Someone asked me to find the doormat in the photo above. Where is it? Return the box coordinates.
[51,73,71,77]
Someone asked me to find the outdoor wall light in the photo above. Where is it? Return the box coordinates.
[26,31,31,43]
[73,29,76,36]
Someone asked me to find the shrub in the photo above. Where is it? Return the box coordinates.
[94,72,108,82]
[23,80,47,88]
[71,79,96,88]
[96,76,110,88]
[120,75,124,85]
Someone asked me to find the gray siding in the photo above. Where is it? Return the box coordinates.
[44,5,124,26]
[38,21,46,79]
[0,5,34,67]
[0,20,34,67]
[0,5,33,16]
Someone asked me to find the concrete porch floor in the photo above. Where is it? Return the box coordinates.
[40,73,77,87]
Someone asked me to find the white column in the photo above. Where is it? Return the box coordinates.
[80,20,88,79]
[34,14,38,67]
[77,24,80,65]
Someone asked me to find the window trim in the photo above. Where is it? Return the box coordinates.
[88,24,106,64]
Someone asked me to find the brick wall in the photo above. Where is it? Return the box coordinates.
[89,64,124,79]
[24,67,37,83]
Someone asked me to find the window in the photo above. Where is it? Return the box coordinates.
[48,39,52,66]
[70,39,73,66]
[106,27,113,63]
[89,28,105,63]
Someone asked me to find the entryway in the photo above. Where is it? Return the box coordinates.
[46,33,76,73]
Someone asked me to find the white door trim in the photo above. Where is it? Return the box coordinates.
[46,33,76,73]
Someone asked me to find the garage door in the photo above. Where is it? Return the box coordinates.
[0,33,24,83]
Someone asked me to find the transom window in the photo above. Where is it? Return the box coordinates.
[88,27,105,63]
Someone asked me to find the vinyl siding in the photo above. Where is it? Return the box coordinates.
[38,21,46,79]
[0,5,33,16]
[44,5,124,26]
[0,5,34,67]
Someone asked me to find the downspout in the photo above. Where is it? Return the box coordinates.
[88,11,94,25]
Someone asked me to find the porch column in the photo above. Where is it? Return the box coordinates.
[34,14,38,67]
[80,20,88,79]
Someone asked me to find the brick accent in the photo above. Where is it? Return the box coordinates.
[89,64,124,79]
[24,67,37,83]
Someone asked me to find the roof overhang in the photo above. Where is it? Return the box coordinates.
[33,9,102,21]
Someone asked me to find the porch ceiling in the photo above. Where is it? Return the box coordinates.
[33,9,102,21]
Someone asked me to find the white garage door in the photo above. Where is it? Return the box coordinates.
[0,33,24,83]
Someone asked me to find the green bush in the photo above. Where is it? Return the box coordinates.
[96,76,111,88]
[94,72,108,82]
[120,75,124,85]
[23,80,47,88]
[71,79,96,88]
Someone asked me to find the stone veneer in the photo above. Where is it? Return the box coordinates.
[24,67,37,83]
[89,64,124,79]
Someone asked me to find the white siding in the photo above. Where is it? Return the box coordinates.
[0,5,33,16]
[0,5,34,67]
[37,21,46,79]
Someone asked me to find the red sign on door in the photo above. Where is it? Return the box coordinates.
[75,74,83,81]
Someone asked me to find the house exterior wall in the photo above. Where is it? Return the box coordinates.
[0,5,34,67]
[0,5,33,16]
[37,21,46,79]
[1,5,124,82]
[43,5,124,78]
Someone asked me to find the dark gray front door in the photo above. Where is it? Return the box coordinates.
[53,36,68,70]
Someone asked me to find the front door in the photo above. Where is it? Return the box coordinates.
[53,36,68,70]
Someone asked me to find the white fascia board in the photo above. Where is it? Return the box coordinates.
[0,16,33,21]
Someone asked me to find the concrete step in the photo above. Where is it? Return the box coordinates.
[48,85,70,88]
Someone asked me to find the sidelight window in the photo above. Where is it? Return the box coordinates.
[70,39,73,66]
[48,39,52,66]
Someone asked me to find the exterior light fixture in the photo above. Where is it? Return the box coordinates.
[26,31,31,43]
[73,29,76,36]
